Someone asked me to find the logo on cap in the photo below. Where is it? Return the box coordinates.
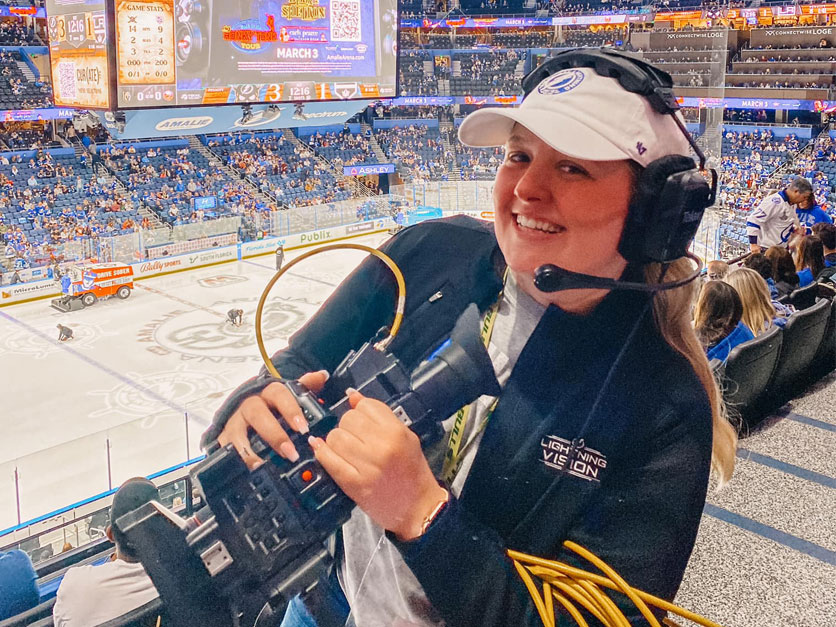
[537,69,585,95]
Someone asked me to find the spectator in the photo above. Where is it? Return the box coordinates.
[814,223,836,278]
[746,177,812,253]
[796,195,833,230]
[765,245,800,298]
[53,477,160,627]
[725,268,789,334]
[0,549,39,621]
[794,235,825,287]
[706,259,729,281]
[743,252,778,297]
[694,280,754,363]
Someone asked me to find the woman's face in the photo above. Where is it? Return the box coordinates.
[493,124,636,312]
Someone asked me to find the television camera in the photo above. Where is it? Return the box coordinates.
[116,304,500,627]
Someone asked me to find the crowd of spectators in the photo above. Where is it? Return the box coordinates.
[210,132,351,208]
[450,50,522,96]
[724,109,771,123]
[0,150,142,275]
[1,124,59,150]
[692,225,836,368]
[0,51,52,110]
[717,129,804,212]
[456,144,503,180]
[376,125,451,180]
[399,52,436,96]
[375,104,441,119]
[104,143,273,225]
[305,129,378,169]
[0,19,38,45]
[548,0,639,15]
[460,0,526,15]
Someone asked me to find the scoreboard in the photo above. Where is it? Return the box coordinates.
[46,0,112,109]
[114,0,176,92]
[48,0,399,109]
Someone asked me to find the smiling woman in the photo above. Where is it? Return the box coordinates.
[202,48,737,627]
[492,125,635,313]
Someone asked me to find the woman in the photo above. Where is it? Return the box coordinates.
[694,280,755,362]
[794,234,825,287]
[725,267,789,333]
[204,53,736,627]
[765,245,800,298]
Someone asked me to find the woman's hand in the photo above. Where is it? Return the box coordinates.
[218,370,330,469]
[309,390,448,542]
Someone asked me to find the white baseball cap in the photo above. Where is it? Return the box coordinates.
[457,67,692,167]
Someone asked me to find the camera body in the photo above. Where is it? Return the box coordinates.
[117,304,500,627]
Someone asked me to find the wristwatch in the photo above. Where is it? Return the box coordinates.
[419,488,450,536]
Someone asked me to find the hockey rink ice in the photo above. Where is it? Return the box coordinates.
[0,233,391,530]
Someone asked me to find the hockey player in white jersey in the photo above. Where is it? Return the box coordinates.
[747,177,812,253]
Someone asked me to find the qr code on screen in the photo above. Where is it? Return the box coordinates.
[331,0,361,42]
[56,61,77,100]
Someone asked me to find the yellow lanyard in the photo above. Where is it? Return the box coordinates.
[441,272,506,485]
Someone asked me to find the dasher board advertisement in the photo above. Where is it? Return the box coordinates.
[46,0,112,109]
[114,0,399,108]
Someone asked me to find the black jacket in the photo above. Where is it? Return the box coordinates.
[206,216,713,626]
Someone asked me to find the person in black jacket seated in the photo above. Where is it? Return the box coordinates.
[202,52,737,627]
[813,223,836,281]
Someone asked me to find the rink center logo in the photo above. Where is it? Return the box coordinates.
[537,69,585,95]
[197,275,249,288]
[540,435,607,483]
[137,297,318,363]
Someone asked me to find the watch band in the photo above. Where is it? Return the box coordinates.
[420,489,450,536]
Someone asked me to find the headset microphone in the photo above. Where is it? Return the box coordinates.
[533,251,704,294]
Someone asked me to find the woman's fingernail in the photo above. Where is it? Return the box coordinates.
[294,414,309,434]
[279,441,300,462]
[318,369,330,380]
[346,387,358,395]
[308,436,324,451]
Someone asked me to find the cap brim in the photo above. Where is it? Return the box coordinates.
[458,106,630,163]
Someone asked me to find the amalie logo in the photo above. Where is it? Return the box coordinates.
[155,116,214,131]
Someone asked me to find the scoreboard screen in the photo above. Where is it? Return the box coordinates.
[113,0,398,108]
[46,0,112,109]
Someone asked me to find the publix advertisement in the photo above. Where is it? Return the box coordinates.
[1,220,391,306]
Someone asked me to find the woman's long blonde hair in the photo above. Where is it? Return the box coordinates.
[646,258,737,486]
[725,267,778,336]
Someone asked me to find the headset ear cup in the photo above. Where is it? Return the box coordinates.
[619,155,699,264]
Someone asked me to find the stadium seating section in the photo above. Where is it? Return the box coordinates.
[375,124,451,180]
[0,150,141,269]
[0,51,52,111]
[104,142,273,225]
[449,50,523,96]
[206,132,353,208]
[0,19,40,45]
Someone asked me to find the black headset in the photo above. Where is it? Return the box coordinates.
[520,48,717,292]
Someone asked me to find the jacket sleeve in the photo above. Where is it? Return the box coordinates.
[201,235,400,447]
[392,402,713,627]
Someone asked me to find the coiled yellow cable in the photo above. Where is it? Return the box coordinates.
[253,243,721,627]
[254,242,407,379]
[509,542,724,627]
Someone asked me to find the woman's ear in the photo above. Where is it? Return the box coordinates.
[105,525,114,543]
